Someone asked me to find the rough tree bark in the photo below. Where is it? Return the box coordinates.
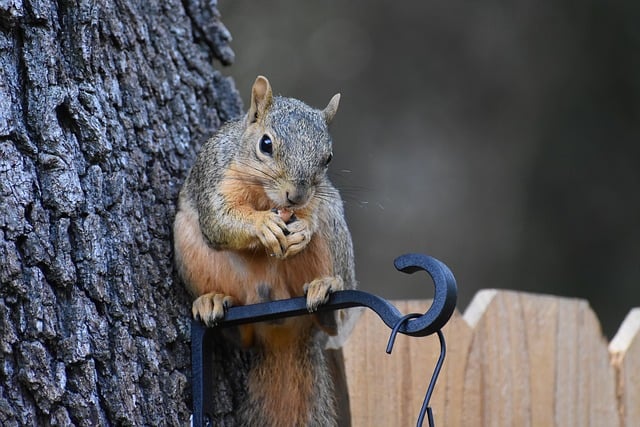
[0,0,246,425]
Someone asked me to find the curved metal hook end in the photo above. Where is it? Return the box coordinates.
[392,253,458,337]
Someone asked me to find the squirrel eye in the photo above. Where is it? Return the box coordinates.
[259,134,273,155]
[325,152,333,166]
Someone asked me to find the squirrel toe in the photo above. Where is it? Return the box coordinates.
[256,211,289,258]
[304,276,344,312]
[192,293,235,326]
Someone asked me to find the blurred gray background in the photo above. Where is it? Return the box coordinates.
[218,0,639,337]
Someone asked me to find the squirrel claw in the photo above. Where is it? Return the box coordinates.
[304,276,344,312]
[256,211,289,259]
[192,293,236,327]
[283,219,311,258]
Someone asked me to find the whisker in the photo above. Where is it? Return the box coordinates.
[227,165,275,187]
[234,156,281,182]
[225,167,266,184]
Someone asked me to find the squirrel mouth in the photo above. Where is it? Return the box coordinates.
[272,207,295,223]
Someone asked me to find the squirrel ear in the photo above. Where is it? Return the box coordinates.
[249,76,273,123]
[323,93,341,124]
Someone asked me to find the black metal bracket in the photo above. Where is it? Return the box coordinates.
[191,253,458,427]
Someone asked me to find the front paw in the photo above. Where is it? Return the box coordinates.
[283,218,312,258]
[304,276,344,312]
[255,211,289,258]
[192,293,236,327]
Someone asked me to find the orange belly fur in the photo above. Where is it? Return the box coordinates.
[173,199,332,304]
[174,167,335,425]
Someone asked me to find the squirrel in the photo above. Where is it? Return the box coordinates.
[173,75,356,426]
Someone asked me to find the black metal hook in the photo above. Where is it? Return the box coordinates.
[207,253,457,337]
[386,312,423,354]
[386,312,447,427]
[421,330,446,427]
[190,253,458,427]
[387,313,447,427]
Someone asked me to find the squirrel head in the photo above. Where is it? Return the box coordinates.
[240,75,340,210]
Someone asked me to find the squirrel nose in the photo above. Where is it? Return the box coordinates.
[285,181,309,206]
[286,190,305,206]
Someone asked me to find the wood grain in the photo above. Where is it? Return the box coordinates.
[610,308,640,427]
[343,290,637,427]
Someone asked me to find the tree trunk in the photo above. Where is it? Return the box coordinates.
[0,0,244,424]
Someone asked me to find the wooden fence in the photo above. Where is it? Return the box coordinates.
[343,290,639,427]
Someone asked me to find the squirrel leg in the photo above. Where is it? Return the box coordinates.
[304,276,344,312]
[192,293,236,327]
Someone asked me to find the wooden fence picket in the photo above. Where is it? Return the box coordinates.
[343,290,638,427]
[610,309,640,427]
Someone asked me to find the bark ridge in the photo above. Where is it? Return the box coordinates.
[0,0,243,425]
